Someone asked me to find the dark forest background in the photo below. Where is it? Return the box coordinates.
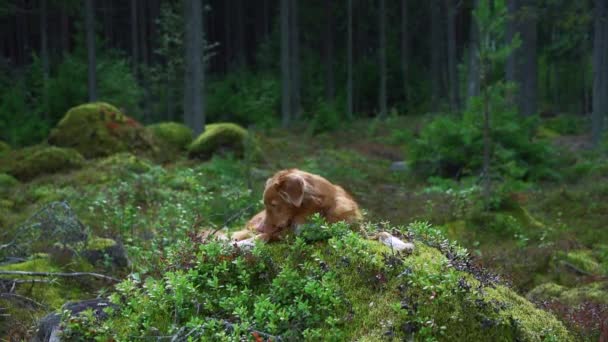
[0,0,606,146]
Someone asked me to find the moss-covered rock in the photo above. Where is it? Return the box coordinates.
[83,237,129,269]
[48,102,158,158]
[0,141,10,154]
[0,173,19,190]
[556,250,604,276]
[81,222,571,341]
[96,152,152,174]
[188,122,259,159]
[147,122,193,150]
[528,281,608,306]
[0,145,85,181]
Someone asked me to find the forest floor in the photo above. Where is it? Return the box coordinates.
[1,114,607,339]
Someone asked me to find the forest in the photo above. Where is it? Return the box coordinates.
[0,0,607,340]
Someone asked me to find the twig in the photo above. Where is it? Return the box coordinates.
[209,203,257,238]
[0,270,120,282]
[0,293,47,309]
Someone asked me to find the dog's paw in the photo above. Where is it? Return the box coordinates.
[377,232,415,253]
[234,237,257,250]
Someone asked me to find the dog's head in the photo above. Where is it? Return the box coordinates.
[255,169,306,234]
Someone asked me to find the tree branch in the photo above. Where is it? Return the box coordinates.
[0,271,120,282]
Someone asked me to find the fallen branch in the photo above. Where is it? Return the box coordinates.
[0,270,120,282]
[0,292,47,309]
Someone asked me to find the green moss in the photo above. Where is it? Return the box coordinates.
[536,126,560,139]
[0,173,18,190]
[0,140,10,154]
[147,122,193,150]
[48,102,157,158]
[96,152,152,174]
[87,237,117,251]
[188,122,259,159]
[557,250,603,276]
[559,281,608,305]
[0,145,85,181]
[526,282,566,302]
[485,286,572,341]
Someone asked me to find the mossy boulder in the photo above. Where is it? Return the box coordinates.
[96,152,152,174]
[147,122,193,150]
[0,173,18,190]
[188,122,259,159]
[48,102,158,158]
[83,237,130,269]
[0,145,85,181]
[528,281,608,306]
[80,221,571,341]
[0,141,10,154]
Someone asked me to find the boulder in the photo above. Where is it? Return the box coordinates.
[0,145,85,181]
[188,123,259,160]
[48,102,157,158]
[83,237,130,269]
[32,298,115,342]
[147,122,193,150]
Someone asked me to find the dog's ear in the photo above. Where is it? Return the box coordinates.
[277,174,305,207]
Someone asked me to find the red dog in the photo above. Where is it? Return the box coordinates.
[232,169,362,241]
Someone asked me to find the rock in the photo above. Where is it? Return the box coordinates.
[147,122,193,150]
[96,152,152,174]
[390,161,409,172]
[527,281,608,306]
[0,146,85,181]
[48,102,158,158]
[376,232,415,252]
[32,298,115,342]
[83,237,130,269]
[188,123,259,160]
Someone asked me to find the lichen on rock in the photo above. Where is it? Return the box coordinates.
[188,122,259,160]
[48,102,158,158]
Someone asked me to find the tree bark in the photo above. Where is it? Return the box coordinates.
[183,0,205,135]
[379,0,387,117]
[40,0,49,80]
[139,0,148,67]
[235,0,246,68]
[401,0,408,105]
[430,0,442,111]
[505,0,517,85]
[130,0,138,69]
[467,0,480,101]
[347,0,354,119]
[291,0,301,118]
[446,0,460,111]
[281,0,291,127]
[593,0,608,146]
[518,0,537,116]
[324,1,335,101]
[61,4,69,54]
[86,0,97,101]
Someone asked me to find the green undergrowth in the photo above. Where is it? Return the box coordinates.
[59,219,571,341]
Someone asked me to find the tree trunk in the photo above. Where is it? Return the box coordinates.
[224,0,232,72]
[103,0,113,44]
[379,0,387,117]
[593,0,608,146]
[281,0,291,127]
[446,0,460,111]
[467,0,480,101]
[86,0,97,101]
[430,0,442,111]
[518,0,537,116]
[505,0,517,85]
[40,0,49,79]
[347,0,354,119]
[401,0,408,105]
[324,1,335,101]
[61,5,69,54]
[139,0,148,67]
[130,0,138,70]
[235,0,246,68]
[183,0,205,135]
[291,0,301,118]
